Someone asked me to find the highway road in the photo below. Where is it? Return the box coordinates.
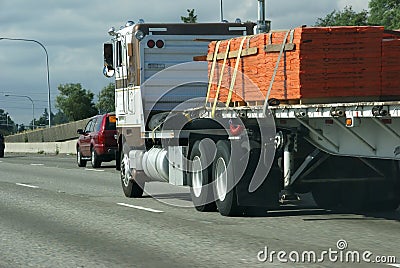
[0,153,399,268]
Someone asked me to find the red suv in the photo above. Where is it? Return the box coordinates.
[76,113,117,168]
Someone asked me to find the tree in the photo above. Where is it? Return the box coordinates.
[315,6,369,26]
[0,109,15,135]
[181,9,197,23]
[369,0,400,29]
[52,110,69,125]
[96,83,115,114]
[32,109,69,127]
[56,83,98,121]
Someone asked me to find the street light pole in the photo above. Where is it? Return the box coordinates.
[0,37,51,127]
[5,94,35,129]
[220,0,224,22]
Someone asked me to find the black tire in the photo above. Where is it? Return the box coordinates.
[76,147,87,167]
[115,150,121,171]
[213,140,243,216]
[0,150,4,158]
[91,147,101,168]
[120,150,144,198]
[188,140,217,212]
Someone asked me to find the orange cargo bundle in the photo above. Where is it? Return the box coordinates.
[382,35,400,95]
[206,26,386,104]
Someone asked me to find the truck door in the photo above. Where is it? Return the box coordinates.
[115,39,129,114]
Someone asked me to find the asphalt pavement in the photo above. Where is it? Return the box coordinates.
[0,153,399,268]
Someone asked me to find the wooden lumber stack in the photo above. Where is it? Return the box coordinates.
[206,26,398,105]
[382,32,400,96]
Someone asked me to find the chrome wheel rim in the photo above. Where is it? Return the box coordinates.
[192,156,202,198]
[215,157,228,201]
[121,154,131,187]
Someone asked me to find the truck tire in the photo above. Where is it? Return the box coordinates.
[213,140,243,216]
[120,151,144,198]
[91,147,101,168]
[77,147,87,167]
[188,140,217,212]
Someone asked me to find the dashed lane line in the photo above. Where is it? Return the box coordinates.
[16,183,39,189]
[117,203,164,213]
[30,163,44,166]
[85,168,105,172]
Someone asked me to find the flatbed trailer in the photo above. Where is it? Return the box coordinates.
[137,100,400,216]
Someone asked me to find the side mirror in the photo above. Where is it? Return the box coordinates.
[77,129,84,135]
[103,43,115,77]
[103,65,115,78]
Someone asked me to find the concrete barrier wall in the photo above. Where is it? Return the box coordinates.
[5,140,77,154]
[4,118,90,143]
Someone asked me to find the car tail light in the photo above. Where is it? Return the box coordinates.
[98,132,105,144]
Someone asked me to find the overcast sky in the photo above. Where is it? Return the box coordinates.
[0,0,369,125]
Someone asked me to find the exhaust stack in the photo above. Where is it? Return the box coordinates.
[257,0,271,33]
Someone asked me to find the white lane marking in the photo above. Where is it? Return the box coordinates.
[387,264,400,268]
[30,163,44,166]
[268,208,326,213]
[16,183,39,189]
[117,203,164,213]
[85,168,105,172]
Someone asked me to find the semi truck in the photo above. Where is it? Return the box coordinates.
[103,2,400,216]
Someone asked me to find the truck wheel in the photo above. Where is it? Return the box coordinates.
[120,151,144,198]
[188,140,217,212]
[0,150,4,158]
[213,140,243,216]
[77,147,87,167]
[91,148,101,168]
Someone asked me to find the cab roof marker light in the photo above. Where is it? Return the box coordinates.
[108,27,117,36]
[125,21,135,27]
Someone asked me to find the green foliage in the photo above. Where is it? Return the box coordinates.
[55,83,98,121]
[0,109,15,135]
[31,109,51,128]
[316,1,400,29]
[96,83,115,114]
[315,6,369,26]
[181,9,197,23]
[32,109,68,127]
[369,0,400,29]
[52,110,69,125]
